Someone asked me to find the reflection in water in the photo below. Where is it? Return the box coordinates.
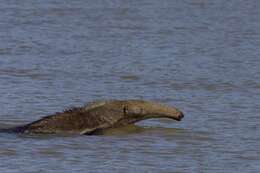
[92,124,145,136]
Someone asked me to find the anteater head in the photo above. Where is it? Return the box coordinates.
[122,100,184,121]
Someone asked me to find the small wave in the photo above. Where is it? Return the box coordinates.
[0,68,49,80]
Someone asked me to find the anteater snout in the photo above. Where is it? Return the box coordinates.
[177,112,184,121]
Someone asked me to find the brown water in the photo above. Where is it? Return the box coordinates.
[0,0,259,172]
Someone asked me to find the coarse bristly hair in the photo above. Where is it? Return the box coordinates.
[62,99,118,114]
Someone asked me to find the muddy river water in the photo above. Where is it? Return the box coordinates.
[0,0,259,172]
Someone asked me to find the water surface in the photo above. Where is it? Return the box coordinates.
[0,0,259,172]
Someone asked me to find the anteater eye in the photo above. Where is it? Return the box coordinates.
[123,106,128,114]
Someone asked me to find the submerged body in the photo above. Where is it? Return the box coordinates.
[4,100,184,135]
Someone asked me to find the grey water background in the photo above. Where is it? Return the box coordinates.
[0,0,259,172]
